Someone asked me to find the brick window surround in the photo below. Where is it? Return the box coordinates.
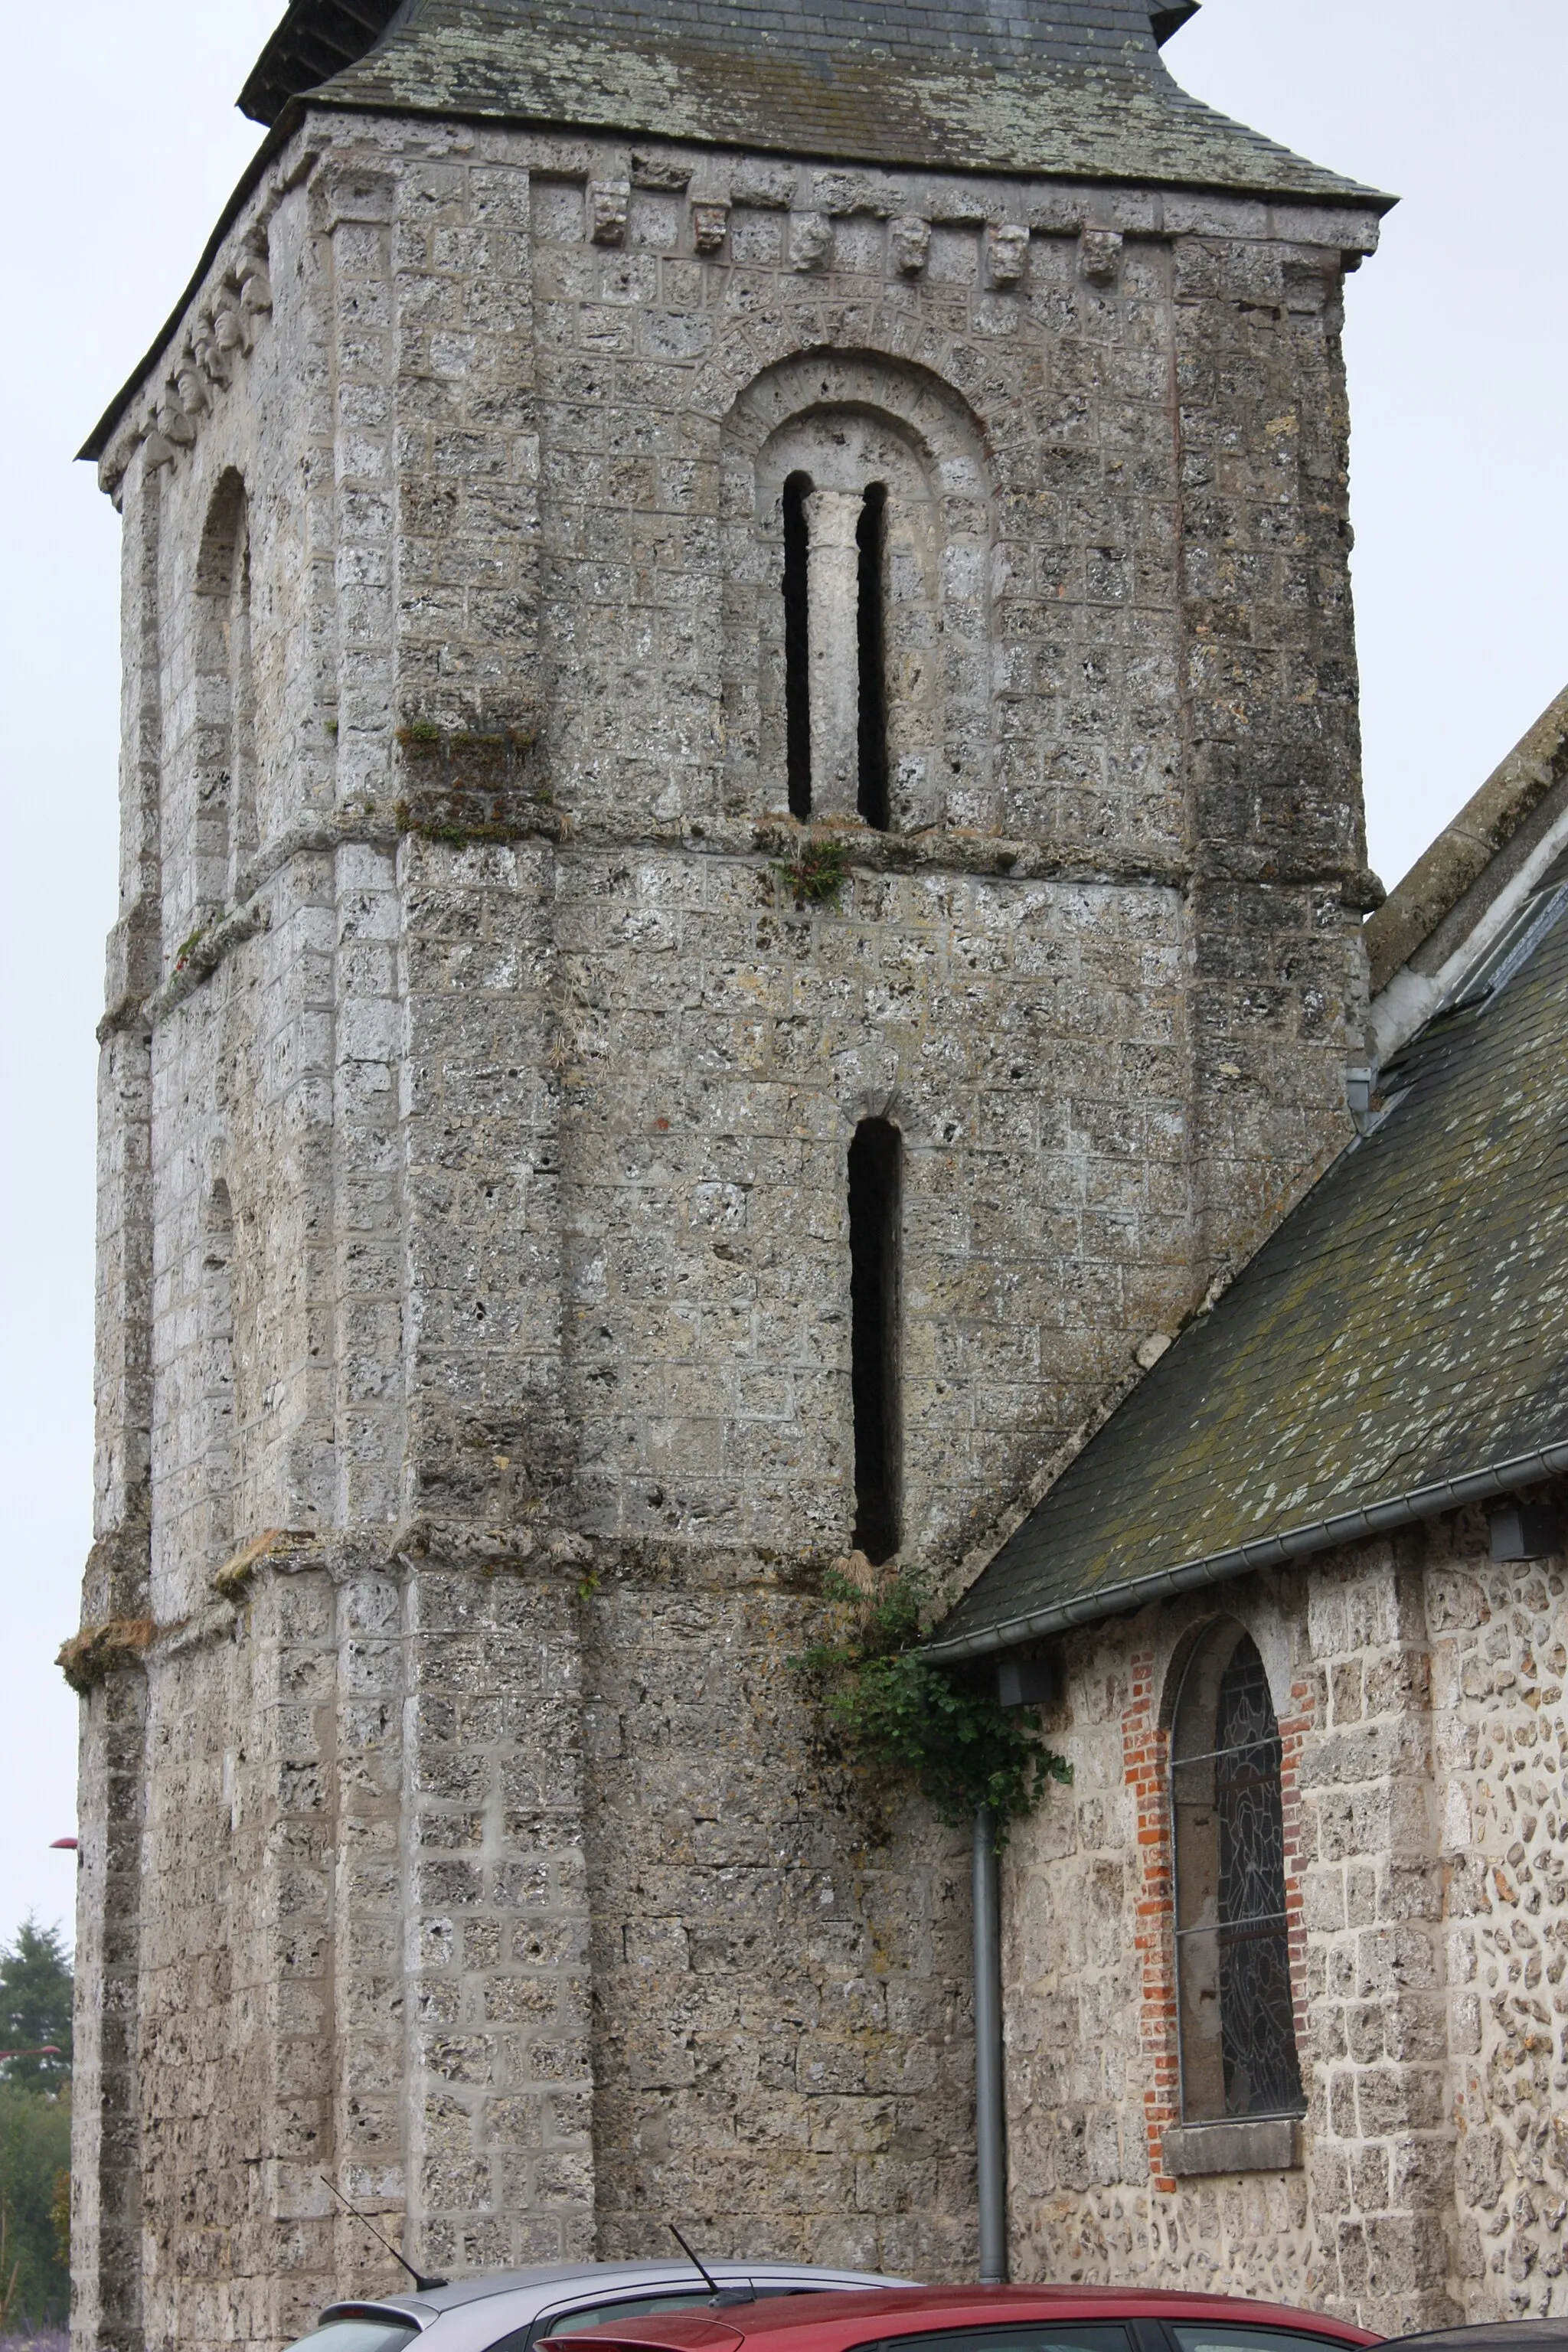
[1123,1636,1314,2187]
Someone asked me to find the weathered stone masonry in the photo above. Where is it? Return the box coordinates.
[77,89,1383,2352]
[1003,1521,1568,2334]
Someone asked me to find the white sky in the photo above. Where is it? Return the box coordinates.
[1,0,1564,1950]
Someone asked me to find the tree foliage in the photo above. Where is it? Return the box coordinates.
[797,1564,1070,1834]
[0,1922,72,2095]
[0,1919,74,2331]
[0,2085,71,2328]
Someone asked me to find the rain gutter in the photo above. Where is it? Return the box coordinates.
[972,1810,1007,2284]
[924,1439,1568,1665]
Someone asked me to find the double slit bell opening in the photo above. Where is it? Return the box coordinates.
[783,473,891,830]
[784,471,904,1557]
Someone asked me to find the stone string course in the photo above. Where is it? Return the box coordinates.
[80,96,1387,2352]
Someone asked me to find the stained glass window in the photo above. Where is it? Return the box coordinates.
[1171,1625,1304,2123]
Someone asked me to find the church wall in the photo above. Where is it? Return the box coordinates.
[80,96,1385,2350]
[129,1556,424,2352]
[582,1580,975,2274]
[1423,1514,1568,2317]
[1002,1572,1324,2311]
[353,105,1382,1557]
[1002,1512,1568,2333]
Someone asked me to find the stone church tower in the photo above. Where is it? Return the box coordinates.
[73,5,1389,2349]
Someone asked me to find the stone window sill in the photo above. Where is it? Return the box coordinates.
[1163,2117,1302,2177]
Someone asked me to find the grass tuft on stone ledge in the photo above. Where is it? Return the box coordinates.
[56,1617,158,1697]
[774,835,853,910]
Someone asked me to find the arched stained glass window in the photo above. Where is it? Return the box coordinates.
[1171,1624,1304,2123]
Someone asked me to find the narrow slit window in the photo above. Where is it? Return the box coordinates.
[856,482,889,830]
[848,1117,902,1563]
[782,471,812,818]
[230,528,256,887]
[203,1176,236,1562]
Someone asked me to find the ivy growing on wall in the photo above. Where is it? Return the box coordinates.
[796,1562,1070,1832]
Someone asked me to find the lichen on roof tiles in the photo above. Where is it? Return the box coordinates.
[241,0,1389,201]
[937,903,1568,1654]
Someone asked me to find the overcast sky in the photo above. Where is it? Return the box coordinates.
[1,0,1564,1951]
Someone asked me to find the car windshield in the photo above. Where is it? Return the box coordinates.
[284,2320,421,2352]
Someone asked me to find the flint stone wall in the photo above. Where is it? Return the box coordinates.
[80,98,1378,2352]
[1004,1510,1568,2333]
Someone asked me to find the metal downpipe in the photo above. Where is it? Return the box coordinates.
[973,1807,1008,2284]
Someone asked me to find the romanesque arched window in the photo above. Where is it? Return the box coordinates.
[723,354,992,835]
[1171,1622,1304,2123]
[765,417,926,830]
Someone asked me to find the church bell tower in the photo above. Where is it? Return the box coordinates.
[73,4,1389,2345]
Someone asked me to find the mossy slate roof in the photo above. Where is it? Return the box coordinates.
[934,903,1568,1658]
[241,0,1389,202]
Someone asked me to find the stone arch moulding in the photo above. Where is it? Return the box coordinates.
[1157,1602,1292,1738]
[720,351,995,835]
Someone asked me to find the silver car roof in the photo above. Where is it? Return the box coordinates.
[322,2259,912,2350]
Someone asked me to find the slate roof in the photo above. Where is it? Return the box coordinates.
[237,0,1390,202]
[930,872,1568,1661]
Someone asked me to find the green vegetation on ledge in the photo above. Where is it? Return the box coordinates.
[796,1562,1070,1834]
[775,835,852,910]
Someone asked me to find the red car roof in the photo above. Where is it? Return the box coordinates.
[543,2285,1380,2352]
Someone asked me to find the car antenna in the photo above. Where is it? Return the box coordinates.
[668,2223,754,2306]
[319,2173,449,2295]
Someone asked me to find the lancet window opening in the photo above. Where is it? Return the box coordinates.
[848,1118,902,1563]
[856,483,890,830]
[202,1174,236,1563]
[1170,1625,1305,2124]
[783,472,812,819]
[229,528,256,887]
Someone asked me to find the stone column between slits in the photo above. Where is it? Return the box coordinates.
[805,488,864,815]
